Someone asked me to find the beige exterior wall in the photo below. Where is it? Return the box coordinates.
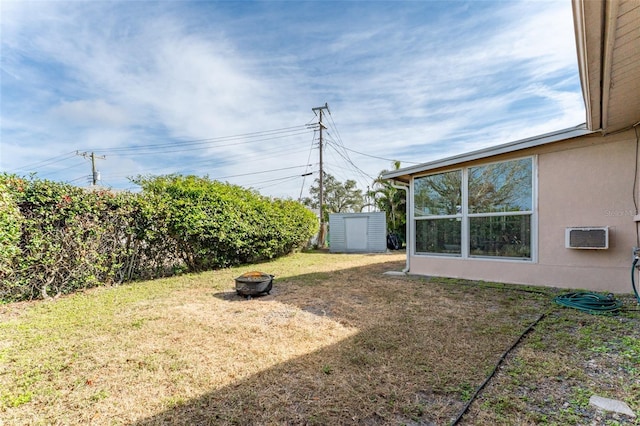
[408,129,638,293]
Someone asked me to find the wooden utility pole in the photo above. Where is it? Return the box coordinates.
[76,151,106,186]
[312,103,329,248]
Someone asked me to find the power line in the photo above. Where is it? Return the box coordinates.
[66,175,91,184]
[252,176,307,191]
[36,161,87,177]
[210,164,314,181]
[326,141,376,183]
[321,114,376,190]
[244,172,315,189]
[93,126,311,155]
[335,144,420,165]
[323,111,417,193]
[299,129,318,200]
[105,146,314,181]
[9,151,77,173]
[95,130,313,158]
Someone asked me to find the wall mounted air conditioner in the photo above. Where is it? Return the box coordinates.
[565,227,609,249]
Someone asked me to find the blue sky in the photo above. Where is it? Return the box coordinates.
[0,0,585,199]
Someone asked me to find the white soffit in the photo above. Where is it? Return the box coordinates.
[574,0,640,133]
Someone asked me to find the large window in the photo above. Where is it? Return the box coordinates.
[414,157,534,259]
[414,170,462,254]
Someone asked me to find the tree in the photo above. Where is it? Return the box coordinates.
[302,173,364,222]
[369,161,406,241]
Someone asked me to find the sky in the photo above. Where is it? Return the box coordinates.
[0,0,585,200]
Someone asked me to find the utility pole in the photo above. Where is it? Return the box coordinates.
[312,103,329,248]
[76,151,106,186]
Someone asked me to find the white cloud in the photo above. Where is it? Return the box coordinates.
[1,0,584,198]
[49,100,131,128]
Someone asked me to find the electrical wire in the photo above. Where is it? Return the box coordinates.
[325,133,368,181]
[299,130,318,200]
[94,129,313,157]
[66,175,91,184]
[322,111,376,190]
[253,175,305,191]
[36,161,87,177]
[450,312,547,426]
[336,144,420,165]
[92,126,310,154]
[210,164,314,181]
[326,140,376,182]
[104,146,313,180]
[9,151,77,173]
[244,173,312,189]
[323,151,357,184]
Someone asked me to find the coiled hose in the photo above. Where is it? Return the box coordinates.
[554,292,623,314]
[554,257,640,313]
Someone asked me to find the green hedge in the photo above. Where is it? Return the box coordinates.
[0,174,318,302]
[0,179,22,276]
[134,175,318,270]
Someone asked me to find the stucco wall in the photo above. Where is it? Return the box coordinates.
[408,129,639,293]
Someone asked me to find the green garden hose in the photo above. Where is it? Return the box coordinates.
[632,257,640,303]
[553,292,623,314]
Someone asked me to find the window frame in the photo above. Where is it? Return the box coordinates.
[413,168,463,257]
[411,156,537,262]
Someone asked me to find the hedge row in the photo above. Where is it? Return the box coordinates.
[0,174,318,302]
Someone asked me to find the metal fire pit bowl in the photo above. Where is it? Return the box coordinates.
[235,271,274,299]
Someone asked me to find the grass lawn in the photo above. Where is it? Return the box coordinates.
[1,251,639,425]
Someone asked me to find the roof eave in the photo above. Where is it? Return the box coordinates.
[572,0,608,133]
[381,124,594,181]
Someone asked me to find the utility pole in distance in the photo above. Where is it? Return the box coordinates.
[312,103,329,248]
[76,151,106,186]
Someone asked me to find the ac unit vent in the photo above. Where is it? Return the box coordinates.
[565,227,609,249]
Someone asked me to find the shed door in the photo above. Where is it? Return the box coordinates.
[345,217,368,250]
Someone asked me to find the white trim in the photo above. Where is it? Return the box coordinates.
[572,0,594,130]
[382,125,592,182]
[468,211,533,217]
[531,155,539,263]
[461,167,469,259]
[601,0,619,134]
[389,181,410,272]
[415,214,462,220]
[409,177,415,259]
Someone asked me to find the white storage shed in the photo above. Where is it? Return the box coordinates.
[328,212,387,253]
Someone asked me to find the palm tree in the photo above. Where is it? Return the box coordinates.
[369,161,406,243]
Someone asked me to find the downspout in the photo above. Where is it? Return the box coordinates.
[391,180,410,273]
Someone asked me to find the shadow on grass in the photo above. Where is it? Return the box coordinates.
[132,259,549,425]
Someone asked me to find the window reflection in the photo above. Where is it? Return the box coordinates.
[468,159,532,213]
[414,170,462,216]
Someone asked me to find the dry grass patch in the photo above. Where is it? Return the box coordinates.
[1,251,637,425]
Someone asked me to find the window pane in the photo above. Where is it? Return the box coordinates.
[469,215,531,258]
[414,170,462,216]
[469,158,532,213]
[416,219,461,254]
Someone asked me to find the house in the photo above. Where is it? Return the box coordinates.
[382,0,640,293]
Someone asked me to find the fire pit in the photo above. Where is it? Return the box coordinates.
[235,271,274,299]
